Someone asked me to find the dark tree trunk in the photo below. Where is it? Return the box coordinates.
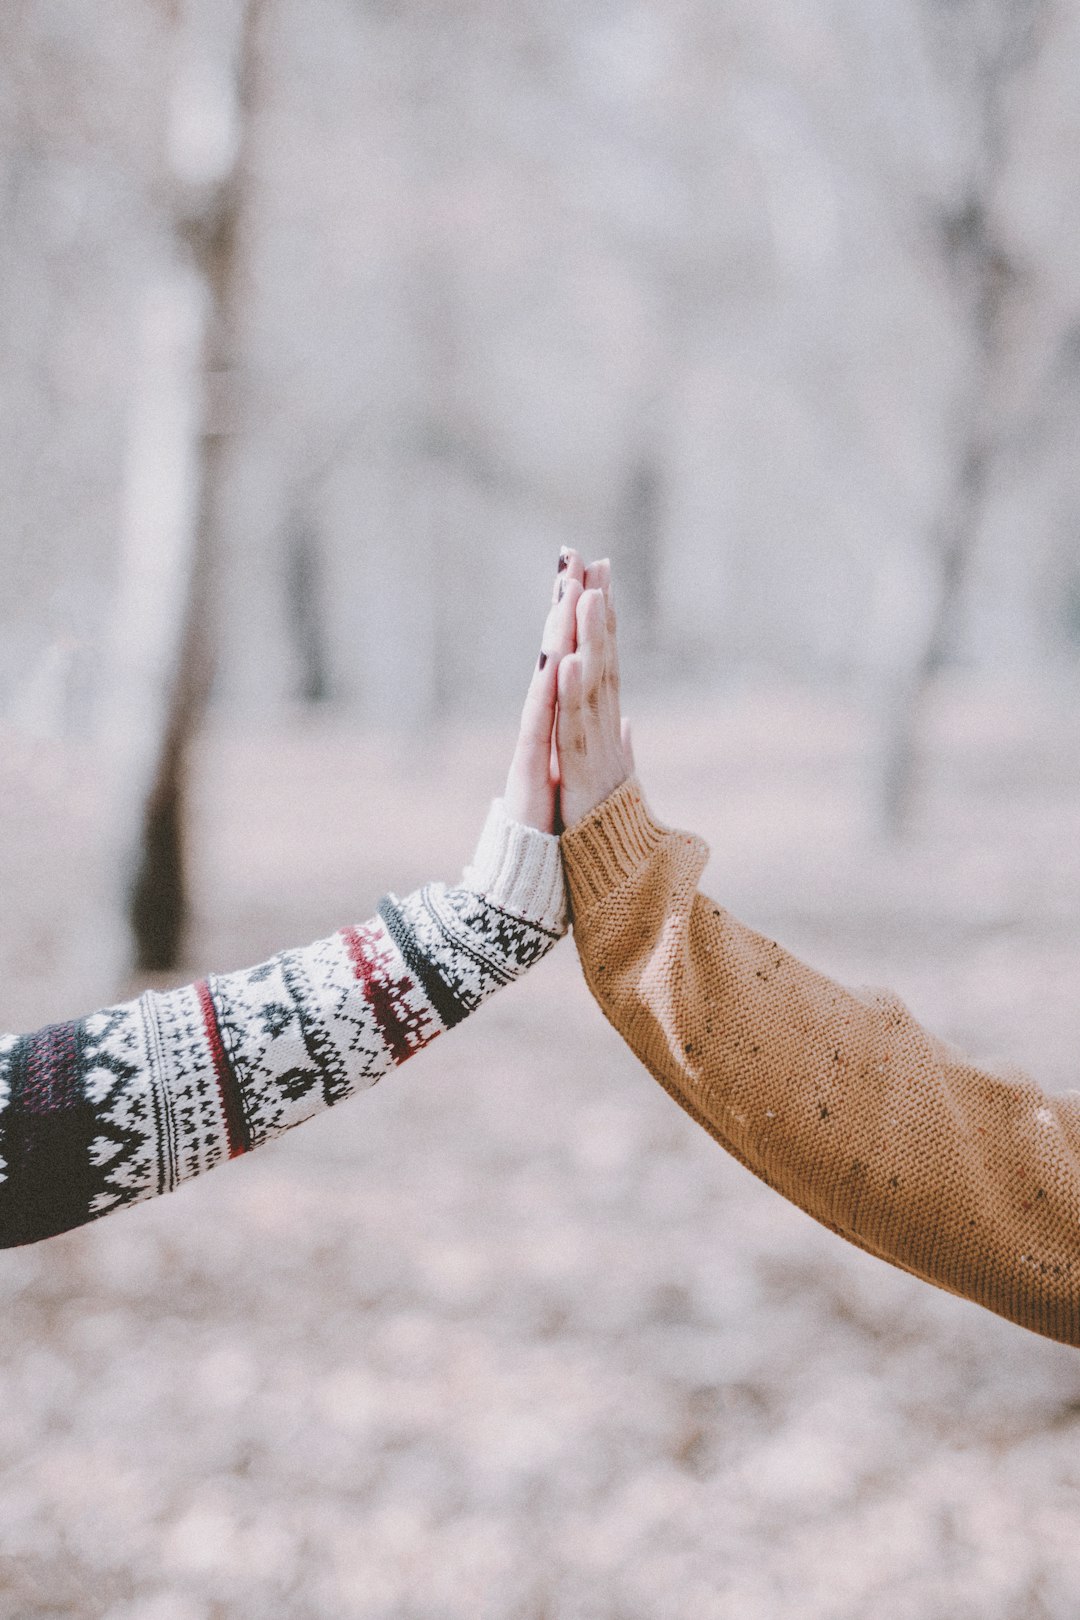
[130,0,268,970]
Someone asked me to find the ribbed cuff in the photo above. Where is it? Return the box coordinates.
[462,800,568,936]
[560,777,672,915]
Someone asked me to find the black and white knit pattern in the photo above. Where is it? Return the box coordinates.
[0,804,566,1247]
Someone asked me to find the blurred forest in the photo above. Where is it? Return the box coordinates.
[3,0,1080,965]
[5,9,1080,1618]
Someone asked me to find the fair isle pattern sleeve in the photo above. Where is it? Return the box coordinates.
[0,802,566,1247]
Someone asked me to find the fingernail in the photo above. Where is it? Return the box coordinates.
[557,550,569,573]
[538,652,548,669]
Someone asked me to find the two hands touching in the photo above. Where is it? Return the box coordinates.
[503,550,635,837]
[2,543,1076,1349]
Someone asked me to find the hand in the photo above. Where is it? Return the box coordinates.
[556,559,635,831]
[503,549,586,831]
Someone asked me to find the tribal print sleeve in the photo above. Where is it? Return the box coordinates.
[0,802,566,1247]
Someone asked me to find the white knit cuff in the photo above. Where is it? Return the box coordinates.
[462,800,568,936]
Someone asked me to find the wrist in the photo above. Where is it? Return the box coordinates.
[560,777,688,917]
[559,764,632,836]
[502,788,553,836]
[503,766,555,835]
[463,800,568,934]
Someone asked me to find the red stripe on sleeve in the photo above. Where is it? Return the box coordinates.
[341,923,427,1066]
[196,979,250,1159]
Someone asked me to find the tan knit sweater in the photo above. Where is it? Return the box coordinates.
[562,778,1080,1347]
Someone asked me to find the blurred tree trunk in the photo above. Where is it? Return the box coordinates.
[128,0,268,970]
[878,0,1048,835]
[878,213,1006,835]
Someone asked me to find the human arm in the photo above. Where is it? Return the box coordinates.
[0,552,588,1248]
[558,570,1080,1347]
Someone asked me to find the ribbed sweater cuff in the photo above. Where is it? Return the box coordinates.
[463,800,568,935]
[561,777,669,915]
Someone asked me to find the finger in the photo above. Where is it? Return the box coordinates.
[534,576,583,675]
[583,557,611,597]
[556,651,586,762]
[602,576,621,702]
[548,575,583,660]
[576,588,606,717]
[621,716,635,773]
[516,647,561,750]
[584,559,620,693]
[554,547,587,601]
[519,575,584,766]
[591,583,625,776]
[547,579,586,790]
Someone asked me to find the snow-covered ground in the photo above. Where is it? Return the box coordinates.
[1,678,1079,1620]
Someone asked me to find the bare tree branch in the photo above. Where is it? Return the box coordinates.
[878,0,1049,835]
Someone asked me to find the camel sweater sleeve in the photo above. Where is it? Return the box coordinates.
[562,777,1080,1347]
[0,801,566,1248]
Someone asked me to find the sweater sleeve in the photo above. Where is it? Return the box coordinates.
[562,777,1080,1347]
[0,802,566,1248]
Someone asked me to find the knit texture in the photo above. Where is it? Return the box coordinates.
[0,802,566,1247]
[564,777,1080,1347]
[462,800,567,935]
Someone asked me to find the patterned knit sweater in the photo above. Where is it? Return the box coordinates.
[0,802,566,1248]
[564,779,1080,1347]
